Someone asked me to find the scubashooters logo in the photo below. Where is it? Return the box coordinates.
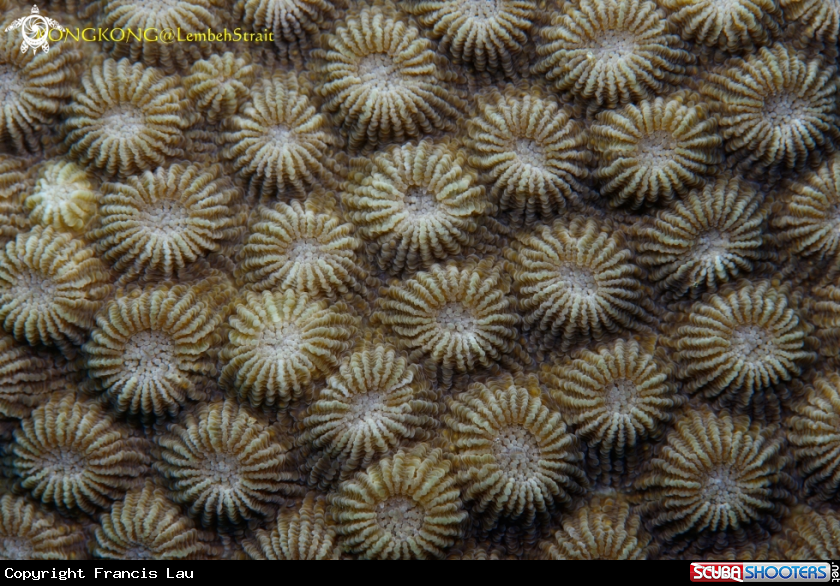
[4,5,65,54]
[691,562,834,583]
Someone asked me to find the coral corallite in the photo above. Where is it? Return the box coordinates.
[0,334,67,419]
[445,376,587,524]
[155,400,300,526]
[64,59,191,178]
[375,261,519,374]
[638,408,788,539]
[222,72,339,196]
[343,140,486,275]
[92,481,218,560]
[405,0,537,75]
[659,0,781,51]
[772,154,840,272]
[91,163,242,280]
[184,53,258,125]
[220,289,357,408]
[240,0,346,52]
[634,174,767,298]
[781,0,840,44]
[533,0,689,108]
[12,394,149,514]
[242,493,341,560]
[544,339,680,457]
[0,495,86,560]
[667,281,811,407]
[591,97,721,209]
[466,88,590,221]
[772,507,840,560]
[789,374,840,500]
[84,284,224,418]
[0,226,111,347]
[302,344,438,480]
[236,200,364,298]
[330,444,467,559]
[539,495,656,559]
[702,44,840,171]
[808,284,840,358]
[24,160,97,233]
[0,27,80,153]
[315,7,465,152]
[509,218,650,351]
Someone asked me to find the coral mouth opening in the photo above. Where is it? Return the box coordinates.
[558,265,599,297]
[124,331,176,380]
[764,93,810,124]
[604,379,638,413]
[357,54,400,88]
[492,426,541,481]
[730,325,773,361]
[462,0,502,20]
[592,30,637,62]
[514,138,546,168]
[376,497,424,540]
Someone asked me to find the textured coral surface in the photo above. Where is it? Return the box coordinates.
[1,0,839,562]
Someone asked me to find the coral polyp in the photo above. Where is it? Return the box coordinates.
[533,0,689,108]
[155,400,300,526]
[343,140,487,274]
[544,339,680,457]
[633,174,767,298]
[184,53,258,125]
[445,375,586,524]
[638,408,788,539]
[302,343,438,481]
[702,44,840,171]
[315,7,465,151]
[405,0,537,75]
[84,284,224,418]
[375,261,519,374]
[667,281,811,407]
[509,218,650,350]
[330,444,467,559]
[91,163,242,280]
[236,200,364,298]
[12,394,148,514]
[24,160,97,233]
[0,334,67,419]
[466,88,590,221]
[0,227,111,347]
[0,495,86,560]
[789,374,840,500]
[64,59,191,178]
[220,289,357,408]
[222,72,340,196]
[592,97,721,208]
[659,0,782,51]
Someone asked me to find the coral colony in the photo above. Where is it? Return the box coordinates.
[4,0,840,561]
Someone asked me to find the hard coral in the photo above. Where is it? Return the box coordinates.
[92,481,218,559]
[509,218,650,351]
[0,226,111,347]
[702,44,840,171]
[375,260,519,374]
[789,374,840,500]
[343,140,487,275]
[223,72,339,197]
[220,289,357,409]
[13,394,148,514]
[0,23,81,153]
[91,163,242,281]
[64,59,191,178]
[0,334,68,419]
[466,87,590,222]
[533,0,689,108]
[592,97,721,209]
[660,0,782,52]
[24,160,97,233]
[243,493,341,560]
[315,7,465,152]
[445,375,586,524]
[667,281,811,408]
[405,0,537,75]
[0,495,86,560]
[184,52,258,125]
[84,284,223,418]
[155,399,300,526]
[236,199,364,298]
[634,174,767,298]
[302,343,438,481]
[330,444,467,559]
[639,408,789,539]
[544,339,680,458]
